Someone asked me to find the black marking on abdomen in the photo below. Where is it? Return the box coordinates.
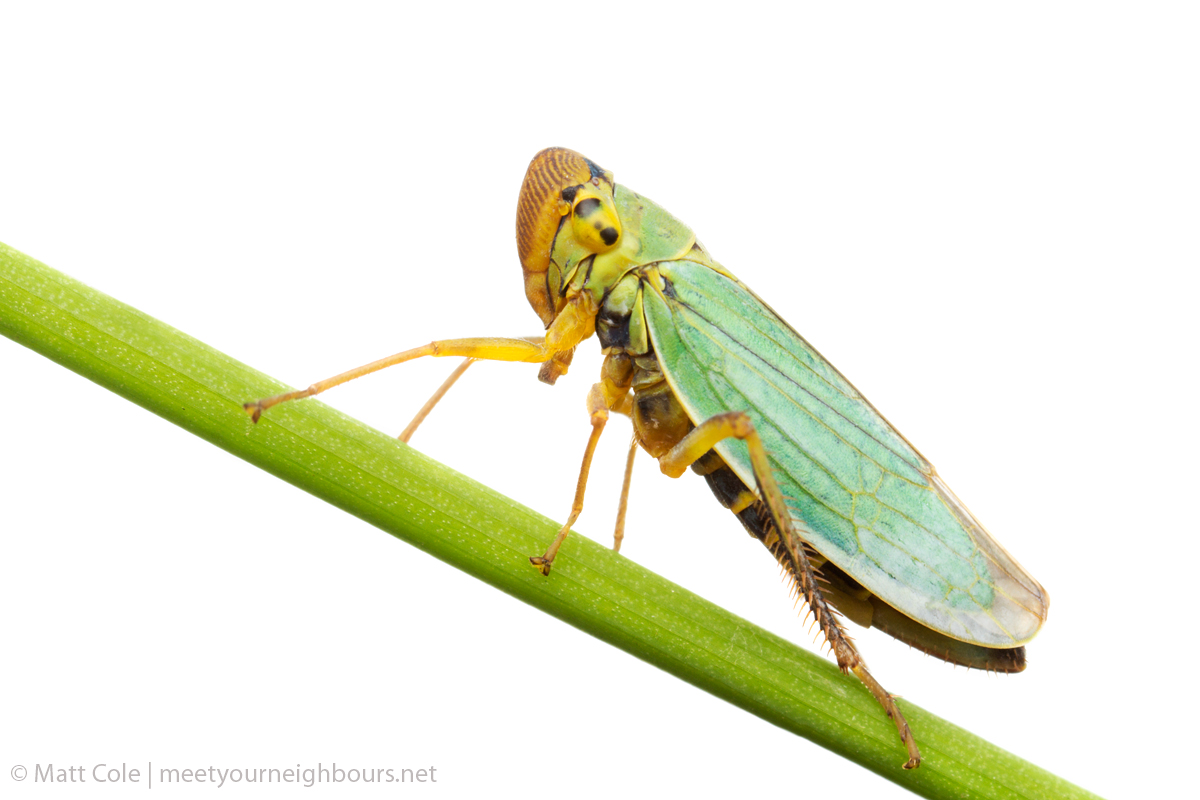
[701,463,751,511]
[699,462,771,542]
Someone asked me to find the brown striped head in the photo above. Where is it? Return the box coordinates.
[516,147,621,326]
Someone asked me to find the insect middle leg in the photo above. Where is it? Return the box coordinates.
[611,436,638,553]
[529,383,611,576]
[659,411,922,770]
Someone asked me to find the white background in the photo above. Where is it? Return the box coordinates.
[2,3,1196,799]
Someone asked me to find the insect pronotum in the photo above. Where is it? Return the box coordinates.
[245,148,1050,769]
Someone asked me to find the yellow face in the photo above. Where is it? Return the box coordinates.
[567,181,622,255]
[516,148,619,327]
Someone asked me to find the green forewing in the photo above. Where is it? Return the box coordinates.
[641,260,1047,646]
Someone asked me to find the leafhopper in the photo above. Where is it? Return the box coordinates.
[246,148,1049,768]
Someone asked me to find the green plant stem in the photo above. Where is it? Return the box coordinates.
[0,241,1101,800]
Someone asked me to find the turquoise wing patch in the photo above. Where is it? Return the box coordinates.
[641,260,1047,646]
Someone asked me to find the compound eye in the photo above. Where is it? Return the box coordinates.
[572,193,621,252]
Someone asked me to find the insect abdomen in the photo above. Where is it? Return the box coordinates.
[694,453,1028,673]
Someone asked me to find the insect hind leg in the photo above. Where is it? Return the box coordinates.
[658,411,921,770]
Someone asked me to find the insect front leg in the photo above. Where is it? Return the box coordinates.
[529,382,611,576]
[244,294,599,422]
[398,358,476,443]
[243,337,554,421]
[396,338,554,443]
[658,411,922,770]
